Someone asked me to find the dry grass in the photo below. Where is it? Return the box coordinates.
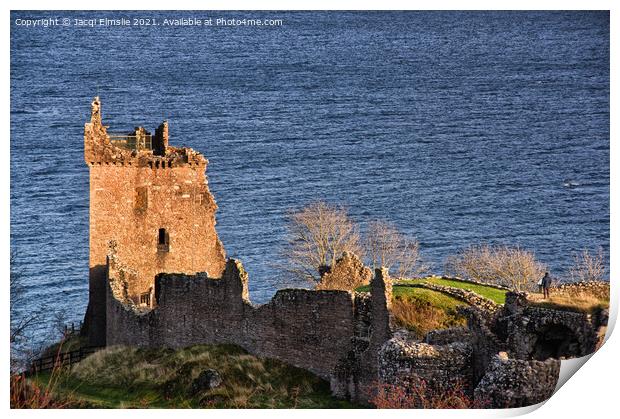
[11,373,73,408]
[11,345,81,408]
[36,344,357,408]
[391,295,465,339]
[528,291,609,314]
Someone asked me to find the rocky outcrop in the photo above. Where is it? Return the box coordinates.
[424,327,473,345]
[191,369,222,394]
[317,252,372,291]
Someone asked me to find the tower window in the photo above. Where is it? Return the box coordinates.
[157,228,169,252]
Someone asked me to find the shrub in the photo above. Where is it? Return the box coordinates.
[568,248,607,283]
[445,244,545,291]
[11,354,77,408]
[370,378,488,409]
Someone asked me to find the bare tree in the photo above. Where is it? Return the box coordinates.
[444,244,546,291]
[365,220,428,279]
[10,251,45,372]
[283,201,362,283]
[569,247,606,283]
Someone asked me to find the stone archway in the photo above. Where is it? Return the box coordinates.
[531,323,581,360]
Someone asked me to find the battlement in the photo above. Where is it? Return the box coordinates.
[84,96,206,167]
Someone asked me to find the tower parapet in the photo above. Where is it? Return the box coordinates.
[84,97,205,167]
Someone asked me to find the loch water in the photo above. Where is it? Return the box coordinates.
[10,11,609,342]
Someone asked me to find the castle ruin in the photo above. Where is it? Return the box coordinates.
[82,97,226,346]
[81,98,608,407]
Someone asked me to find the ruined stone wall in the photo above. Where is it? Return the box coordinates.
[89,161,226,296]
[106,254,359,380]
[495,292,604,360]
[330,268,394,404]
[378,338,474,395]
[104,249,597,408]
[474,353,560,408]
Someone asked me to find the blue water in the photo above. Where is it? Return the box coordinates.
[10,11,609,343]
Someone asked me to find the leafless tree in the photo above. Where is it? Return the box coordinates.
[365,220,428,279]
[569,247,606,283]
[10,251,45,371]
[444,244,546,291]
[282,201,362,283]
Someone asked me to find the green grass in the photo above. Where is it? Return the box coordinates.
[410,277,507,305]
[356,275,508,338]
[356,283,465,311]
[30,344,360,408]
[358,276,508,305]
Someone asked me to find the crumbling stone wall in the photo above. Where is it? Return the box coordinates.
[84,97,226,346]
[106,247,363,380]
[378,337,474,395]
[330,268,394,404]
[104,247,600,408]
[494,292,604,360]
[474,353,560,408]
[316,252,372,291]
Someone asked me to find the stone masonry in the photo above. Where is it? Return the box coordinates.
[83,97,226,346]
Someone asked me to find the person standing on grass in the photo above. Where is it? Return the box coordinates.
[541,272,552,299]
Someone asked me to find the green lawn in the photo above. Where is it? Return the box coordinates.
[394,277,508,305]
[30,345,360,408]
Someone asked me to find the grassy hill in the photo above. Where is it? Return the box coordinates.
[29,344,359,408]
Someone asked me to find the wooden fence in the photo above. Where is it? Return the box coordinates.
[29,346,103,375]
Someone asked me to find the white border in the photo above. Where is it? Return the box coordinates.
[3,1,616,418]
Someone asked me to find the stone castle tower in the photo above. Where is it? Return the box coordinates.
[83,97,226,346]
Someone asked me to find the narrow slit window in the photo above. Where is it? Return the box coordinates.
[158,228,169,252]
